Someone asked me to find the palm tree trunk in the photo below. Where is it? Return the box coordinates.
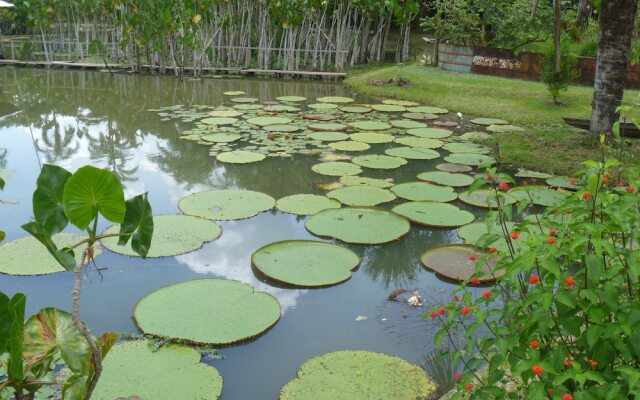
[589,0,639,138]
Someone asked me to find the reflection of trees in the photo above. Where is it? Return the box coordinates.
[87,119,140,183]
[0,148,7,168]
[34,113,80,164]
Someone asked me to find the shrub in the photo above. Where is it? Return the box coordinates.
[540,45,578,104]
[578,40,599,58]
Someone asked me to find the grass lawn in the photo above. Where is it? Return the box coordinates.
[345,64,640,175]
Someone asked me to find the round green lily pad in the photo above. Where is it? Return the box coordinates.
[352,155,407,170]
[444,153,496,166]
[390,120,427,129]
[328,141,371,152]
[311,162,362,177]
[306,208,410,244]
[101,215,220,258]
[385,147,440,160]
[276,194,341,215]
[403,112,438,120]
[339,176,394,188]
[234,104,264,110]
[327,186,396,206]
[134,279,280,345]
[276,96,306,102]
[92,340,223,400]
[371,104,406,112]
[208,109,243,117]
[231,97,259,103]
[308,103,339,110]
[316,96,354,103]
[443,142,491,154]
[178,189,276,220]
[436,163,473,173]
[406,127,452,139]
[308,131,350,142]
[391,182,457,202]
[348,121,392,131]
[394,137,444,149]
[349,132,395,144]
[308,123,348,132]
[264,105,300,113]
[458,221,524,252]
[339,106,371,113]
[545,176,579,190]
[514,169,553,179]
[420,245,500,283]
[383,99,420,107]
[247,117,292,126]
[407,106,448,114]
[281,350,434,400]
[458,190,517,208]
[509,186,569,206]
[0,234,100,276]
[252,240,360,287]
[459,131,492,141]
[217,151,266,164]
[392,202,474,227]
[201,133,241,143]
[224,91,245,96]
[470,118,508,126]
[201,117,238,126]
[486,124,523,133]
[417,171,474,187]
[263,124,301,133]
[303,113,336,121]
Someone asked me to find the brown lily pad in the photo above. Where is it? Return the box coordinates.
[303,114,337,121]
[436,163,473,173]
[433,121,458,127]
[420,245,501,283]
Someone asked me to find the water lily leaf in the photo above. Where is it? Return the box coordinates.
[328,141,371,152]
[319,153,352,162]
[233,104,263,110]
[305,208,410,244]
[179,189,275,220]
[509,186,569,206]
[339,176,394,188]
[276,194,341,215]
[102,215,219,257]
[32,164,71,235]
[545,176,579,190]
[458,190,517,208]
[308,103,339,109]
[280,350,435,400]
[407,106,448,114]
[458,221,526,252]
[216,150,266,164]
[348,121,392,131]
[406,127,451,139]
[263,124,302,133]
[514,169,553,179]
[224,91,245,96]
[316,96,354,103]
[459,131,492,141]
[394,137,443,149]
[352,155,407,170]
[0,234,100,275]
[265,105,300,113]
[385,147,440,160]
[93,340,222,400]
[470,118,508,125]
[339,106,371,113]
[443,142,491,154]
[486,124,523,133]
[302,113,336,121]
[200,117,238,126]
[247,117,292,126]
[420,245,500,283]
[252,240,360,287]
[391,182,457,202]
[201,133,241,143]
[311,162,362,177]
[371,104,406,112]
[63,166,125,230]
[392,202,474,227]
[308,123,348,132]
[435,163,473,173]
[444,153,496,166]
[390,120,427,129]
[307,131,350,142]
[208,110,243,117]
[402,112,438,120]
[134,279,281,345]
[230,97,259,103]
[327,186,396,206]
[382,99,420,107]
[349,132,395,144]
[276,96,306,102]
[417,171,474,187]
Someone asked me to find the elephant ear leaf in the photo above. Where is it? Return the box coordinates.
[21,221,76,272]
[63,166,126,230]
[6,293,26,381]
[33,164,72,236]
[118,193,153,258]
[0,176,5,190]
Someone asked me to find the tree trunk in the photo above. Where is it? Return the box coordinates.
[575,0,591,32]
[553,0,561,72]
[589,0,639,137]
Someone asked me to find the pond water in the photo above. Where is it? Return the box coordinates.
[0,68,490,399]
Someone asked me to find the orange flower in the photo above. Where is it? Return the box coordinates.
[465,383,474,392]
[468,255,477,261]
[582,192,592,200]
[438,308,446,315]
[532,365,543,375]
[499,182,509,191]
[453,372,463,380]
[602,177,609,184]
[588,359,598,367]
[530,340,540,349]
[565,276,575,287]
[510,231,520,240]
[562,394,574,400]
[470,277,480,285]
[546,237,556,244]
[549,228,558,236]
[626,186,636,193]
[487,247,497,253]
[461,306,471,316]
[529,275,540,285]
[482,290,491,298]
[429,311,437,318]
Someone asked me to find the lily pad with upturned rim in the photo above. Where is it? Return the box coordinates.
[231,97,259,103]
[514,169,553,179]
[470,118,508,126]
[509,186,569,207]
[382,99,420,107]
[305,208,410,245]
[308,123,349,132]
[392,202,474,227]
[201,133,241,143]
[394,137,444,149]
[327,186,396,206]
[545,176,580,190]
[436,163,473,173]
[407,106,448,114]
[311,162,362,177]
[308,132,350,142]
[339,106,371,114]
[133,279,281,345]
[316,96,354,103]
[349,132,395,144]
[443,142,491,154]
[391,182,457,202]
[223,91,245,96]
[417,171,474,187]
[276,96,307,102]
[338,176,394,188]
[406,127,452,139]
[371,104,406,112]
[458,190,517,208]
[208,110,243,117]
[308,103,339,110]
[352,155,407,170]
[384,147,440,160]
[178,189,276,220]
[348,121,392,131]
[252,240,360,287]
[216,151,266,164]
[200,117,238,126]
[246,116,292,126]
[328,141,371,152]
[389,120,427,129]
[444,153,496,166]
[275,194,341,215]
[263,124,302,133]
[420,244,500,283]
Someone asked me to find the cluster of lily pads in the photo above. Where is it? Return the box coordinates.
[0,93,578,399]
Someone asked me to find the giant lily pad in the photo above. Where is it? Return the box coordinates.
[179,189,275,220]
[371,104,406,112]
[406,127,452,139]
[231,97,259,103]
[276,194,341,215]
[545,176,579,190]
[252,240,360,287]
[407,106,448,114]
[308,103,339,110]
[311,162,362,177]
[444,153,496,166]
[101,215,220,257]
[420,245,499,283]
[134,279,280,345]
[306,208,410,244]
[514,169,553,179]
[352,155,407,170]
[93,340,223,400]
[458,221,526,252]
[201,133,241,143]
[459,131,492,141]
[308,123,348,132]
[383,99,420,107]
[247,117,292,126]
[327,186,396,206]
[390,120,427,129]
[201,117,238,126]
[263,124,302,133]
[385,147,440,160]
[417,171,474,187]
[208,110,243,117]
[217,151,266,164]
[391,182,457,202]
[392,202,474,227]
[339,106,371,114]
[316,96,354,103]
[265,105,301,113]
[328,141,371,152]
[394,137,443,149]
[443,142,491,154]
[0,234,100,276]
[509,186,569,206]
[349,132,395,144]
[348,121,392,131]
[470,118,508,126]
[224,91,245,96]
[280,350,435,400]
[339,176,394,188]
[277,96,306,102]
[308,131,350,142]
[403,112,438,120]
[436,163,473,173]
[458,190,517,208]
[303,113,336,121]
[234,104,263,110]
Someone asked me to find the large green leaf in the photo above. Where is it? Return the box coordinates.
[32,164,71,235]
[62,166,126,230]
[8,293,26,381]
[21,222,76,272]
[0,176,4,190]
[117,193,154,258]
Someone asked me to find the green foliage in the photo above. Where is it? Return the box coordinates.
[578,40,599,58]
[420,0,482,45]
[420,349,460,397]
[540,44,578,104]
[429,144,640,398]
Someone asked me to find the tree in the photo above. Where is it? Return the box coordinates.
[589,0,639,137]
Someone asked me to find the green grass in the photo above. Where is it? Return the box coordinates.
[345,64,640,175]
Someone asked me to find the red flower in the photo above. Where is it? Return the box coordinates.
[569,177,578,184]
[532,365,543,375]
[470,277,480,285]
[461,306,471,316]
[565,276,575,287]
[549,228,558,236]
[438,308,446,315]
[546,237,556,244]
[582,192,592,200]
[602,177,609,184]
[453,372,463,380]
[429,311,437,318]
[487,247,497,253]
[465,383,474,392]
[482,290,491,298]
[529,275,540,285]
[468,255,477,261]
[626,186,635,193]
[589,359,598,367]
[498,182,509,191]
[530,340,540,349]
[510,231,520,240]
[562,394,574,400]
[565,359,572,367]
[616,181,626,187]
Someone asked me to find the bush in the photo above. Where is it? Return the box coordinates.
[578,40,599,58]
[428,142,640,399]
[540,45,578,104]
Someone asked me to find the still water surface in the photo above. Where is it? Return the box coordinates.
[0,68,485,399]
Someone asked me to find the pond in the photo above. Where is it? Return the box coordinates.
[0,68,497,399]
